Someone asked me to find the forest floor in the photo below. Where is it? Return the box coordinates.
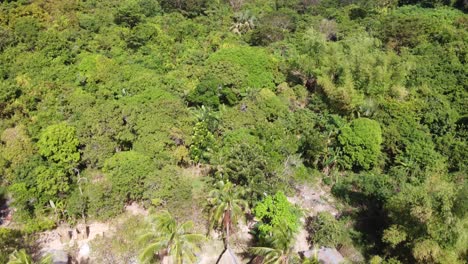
[36,202,148,262]
[289,183,339,253]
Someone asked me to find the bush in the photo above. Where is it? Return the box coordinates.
[206,46,284,91]
[143,165,193,212]
[307,212,348,248]
[85,181,123,220]
[159,0,209,16]
[114,0,144,28]
[0,228,25,263]
[254,191,302,240]
[338,118,382,170]
[103,151,155,202]
[37,123,80,165]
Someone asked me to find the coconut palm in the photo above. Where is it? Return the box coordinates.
[207,180,248,248]
[250,220,298,264]
[138,211,205,264]
[8,249,52,264]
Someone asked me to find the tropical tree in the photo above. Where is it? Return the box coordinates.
[250,219,298,264]
[37,123,80,166]
[138,211,205,264]
[8,249,52,264]
[207,180,248,248]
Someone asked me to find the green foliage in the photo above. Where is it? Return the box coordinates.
[217,142,274,202]
[143,165,193,211]
[65,188,88,222]
[103,151,154,202]
[207,180,248,245]
[138,211,205,263]
[125,23,158,50]
[0,125,34,181]
[307,212,348,248]
[254,192,301,239]
[0,1,466,262]
[255,89,289,121]
[21,218,56,234]
[250,220,300,264]
[114,0,144,28]
[338,118,382,170]
[37,123,80,165]
[250,9,297,46]
[35,165,70,198]
[375,6,465,49]
[382,225,407,248]
[7,249,52,264]
[384,175,465,263]
[206,46,283,91]
[12,16,41,45]
[0,228,24,264]
[159,0,209,15]
[85,180,123,220]
[186,67,244,108]
[189,120,216,163]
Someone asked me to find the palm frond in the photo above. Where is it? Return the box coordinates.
[7,250,33,264]
[140,210,205,264]
[138,242,164,263]
[38,254,52,264]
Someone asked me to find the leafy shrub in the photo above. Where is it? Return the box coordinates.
[250,9,297,46]
[103,151,155,202]
[206,46,284,91]
[37,123,80,165]
[0,228,25,263]
[143,165,193,212]
[85,180,123,220]
[338,118,382,170]
[114,0,144,28]
[189,121,216,163]
[307,212,348,248]
[254,191,302,240]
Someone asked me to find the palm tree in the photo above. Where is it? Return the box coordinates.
[250,221,298,264]
[8,249,52,264]
[207,180,248,248]
[138,211,205,264]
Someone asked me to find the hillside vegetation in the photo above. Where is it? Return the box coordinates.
[0,0,467,263]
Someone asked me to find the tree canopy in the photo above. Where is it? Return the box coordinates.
[0,0,466,263]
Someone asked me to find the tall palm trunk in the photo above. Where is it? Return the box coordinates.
[223,208,231,248]
[159,248,169,263]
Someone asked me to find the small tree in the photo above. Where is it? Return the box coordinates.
[37,123,80,166]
